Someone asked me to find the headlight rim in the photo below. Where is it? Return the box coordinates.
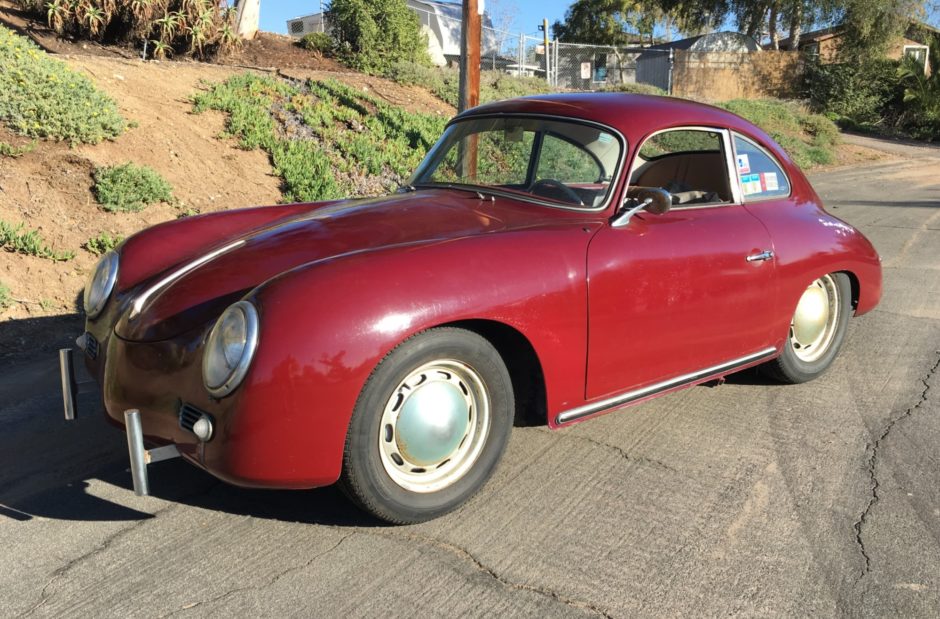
[84,251,119,319]
[203,300,260,399]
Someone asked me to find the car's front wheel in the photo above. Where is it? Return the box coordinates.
[762,272,852,384]
[339,327,513,524]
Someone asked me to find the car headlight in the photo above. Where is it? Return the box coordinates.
[84,251,119,319]
[203,300,259,398]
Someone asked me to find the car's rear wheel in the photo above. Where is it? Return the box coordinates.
[762,272,852,384]
[339,327,513,524]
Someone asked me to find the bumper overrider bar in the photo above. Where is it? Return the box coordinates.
[60,344,181,497]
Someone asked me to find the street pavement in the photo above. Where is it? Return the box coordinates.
[1,143,938,618]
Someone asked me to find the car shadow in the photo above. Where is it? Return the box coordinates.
[0,312,779,528]
[0,313,384,527]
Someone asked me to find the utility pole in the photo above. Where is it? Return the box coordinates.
[458,0,481,113]
[457,0,481,179]
[542,18,549,84]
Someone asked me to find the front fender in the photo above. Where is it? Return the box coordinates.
[221,225,597,486]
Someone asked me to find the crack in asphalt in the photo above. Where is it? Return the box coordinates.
[382,530,615,618]
[853,351,940,583]
[160,533,356,617]
[17,481,220,618]
[536,429,678,473]
[18,502,184,618]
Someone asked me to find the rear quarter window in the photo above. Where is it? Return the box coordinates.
[733,135,791,201]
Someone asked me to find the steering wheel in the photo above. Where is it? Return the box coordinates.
[527,178,584,205]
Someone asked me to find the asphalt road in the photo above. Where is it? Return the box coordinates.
[1,144,939,618]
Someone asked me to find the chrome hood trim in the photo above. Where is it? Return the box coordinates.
[128,240,246,320]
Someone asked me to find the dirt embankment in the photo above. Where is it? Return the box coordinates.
[0,50,453,342]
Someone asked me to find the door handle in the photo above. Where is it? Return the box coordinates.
[746,250,774,262]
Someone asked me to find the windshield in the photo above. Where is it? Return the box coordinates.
[410,116,623,209]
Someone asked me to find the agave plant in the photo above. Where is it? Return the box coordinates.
[82,5,107,38]
[150,38,172,59]
[45,0,69,34]
[153,10,180,41]
[218,21,240,53]
[186,22,206,55]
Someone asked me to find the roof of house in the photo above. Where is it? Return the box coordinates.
[647,31,761,53]
[777,20,939,48]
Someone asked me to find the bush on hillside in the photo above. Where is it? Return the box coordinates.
[719,99,840,168]
[299,32,333,56]
[896,41,940,141]
[0,26,125,144]
[93,163,173,212]
[601,82,666,96]
[326,0,430,74]
[802,58,904,130]
[385,62,551,106]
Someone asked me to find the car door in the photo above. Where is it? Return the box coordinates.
[583,127,778,403]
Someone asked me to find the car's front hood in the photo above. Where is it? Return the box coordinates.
[114,190,511,342]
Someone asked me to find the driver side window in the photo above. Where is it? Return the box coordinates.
[631,128,733,206]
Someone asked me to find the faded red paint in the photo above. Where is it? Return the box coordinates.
[82,94,882,489]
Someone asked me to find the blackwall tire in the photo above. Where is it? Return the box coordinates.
[339,327,514,524]
[762,272,852,384]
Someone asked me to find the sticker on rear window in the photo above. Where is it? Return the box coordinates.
[736,154,751,174]
[762,172,779,191]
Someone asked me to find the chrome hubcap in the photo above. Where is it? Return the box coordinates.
[790,275,840,363]
[379,360,490,493]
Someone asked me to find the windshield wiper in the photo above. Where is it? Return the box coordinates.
[412,182,496,201]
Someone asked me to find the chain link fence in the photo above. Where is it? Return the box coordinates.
[550,42,673,92]
[288,4,711,96]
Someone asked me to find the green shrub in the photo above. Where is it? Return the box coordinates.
[802,58,904,131]
[385,61,551,106]
[327,0,430,74]
[83,232,124,255]
[193,73,448,201]
[0,26,125,144]
[0,139,36,157]
[896,44,940,141]
[299,32,333,55]
[93,163,173,212]
[601,82,666,96]
[718,99,840,168]
[0,219,75,261]
[0,281,11,309]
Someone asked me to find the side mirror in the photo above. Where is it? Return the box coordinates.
[611,187,672,228]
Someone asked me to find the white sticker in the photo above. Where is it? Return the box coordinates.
[736,154,751,174]
[763,172,779,191]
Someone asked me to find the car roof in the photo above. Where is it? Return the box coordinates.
[457,93,761,140]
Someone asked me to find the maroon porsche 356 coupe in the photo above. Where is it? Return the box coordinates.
[61,94,881,523]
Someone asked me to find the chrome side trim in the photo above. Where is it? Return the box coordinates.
[556,347,777,424]
[129,240,245,319]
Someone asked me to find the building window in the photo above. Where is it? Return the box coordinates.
[903,45,929,73]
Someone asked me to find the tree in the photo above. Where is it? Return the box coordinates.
[837,0,926,58]
[551,0,663,44]
[326,0,430,73]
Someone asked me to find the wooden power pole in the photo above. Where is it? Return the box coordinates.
[457,0,481,179]
[458,0,481,113]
